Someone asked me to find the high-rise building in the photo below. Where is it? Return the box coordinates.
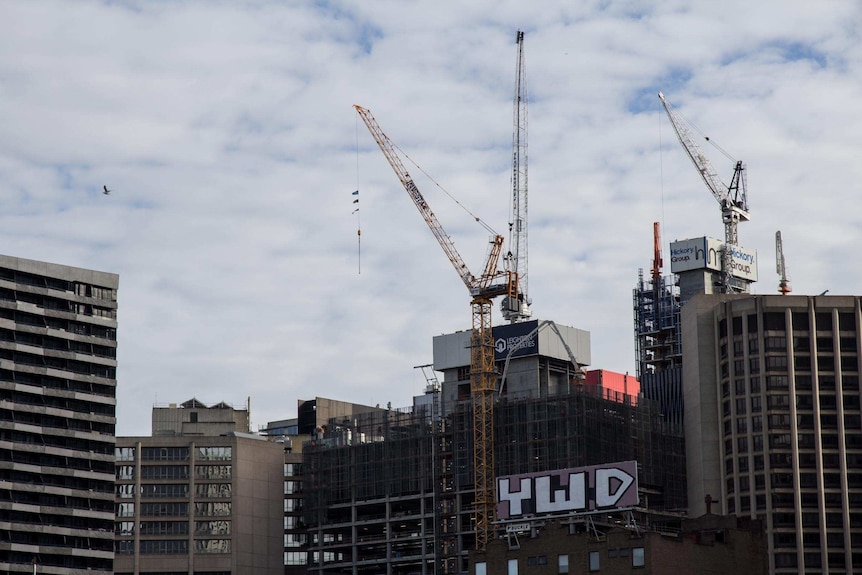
[683,293,862,574]
[0,254,119,574]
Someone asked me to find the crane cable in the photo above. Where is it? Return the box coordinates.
[671,104,736,163]
[354,114,362,274]
[389,140,500,238]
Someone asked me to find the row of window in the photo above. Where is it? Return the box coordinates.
[720,311,857,336]
[115,539,231,554]
[116,464,234,480]
[116,502,232,517]
[476,548,646,574]
[115,446,233,462]
[116,483,233,499]
[116,520,231,537]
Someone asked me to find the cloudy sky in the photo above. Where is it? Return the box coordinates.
[2,1,860,435]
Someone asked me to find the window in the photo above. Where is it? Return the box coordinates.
[195,483,231,498]
[142,447,189,461]
[140,539,188,554]
[117,484,135,498]
[140,521,188,536]
[116,465,135,480]
[195,519,231,536]
[558,554,569,574]
[142,483,189,498]
[632,547,645,567]
[196,465,232,480]
[141,465,189,480]
[195,539,231,554]
[140,502,188,517]
[195,501,231,516]
[197,446,232,461]
[286,551,308,566]
[589,551,600,572]
[115,447,135,461]
[508,558,518,575]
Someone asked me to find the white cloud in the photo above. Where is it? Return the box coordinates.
[1,0,860,434]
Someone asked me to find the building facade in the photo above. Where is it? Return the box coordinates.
[472,513,766,575]
[0,255,119,574]
[114,433,285,574]
[152,398,251,437]
[684,293,862,574]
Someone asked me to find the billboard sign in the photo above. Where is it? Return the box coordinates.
[669,237,721,273]
[496,461,639,519]
[728,244,758,281]
[493,319,540,361]
[670,237,758,282]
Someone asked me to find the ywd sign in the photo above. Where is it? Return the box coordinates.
[496,461,638,519]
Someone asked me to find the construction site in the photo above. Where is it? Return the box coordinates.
[300,31,758,575]
[301,358,687,575]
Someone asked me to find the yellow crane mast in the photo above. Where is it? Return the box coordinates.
[354,104,512,550]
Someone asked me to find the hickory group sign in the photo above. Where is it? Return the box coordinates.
[496,461,639,519]
[669,236,758,282]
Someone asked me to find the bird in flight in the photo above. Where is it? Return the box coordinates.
[103,185,111,195]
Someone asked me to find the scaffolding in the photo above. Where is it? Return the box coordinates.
[633,268,684,427]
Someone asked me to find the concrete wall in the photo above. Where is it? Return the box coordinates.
[681,294,725,517]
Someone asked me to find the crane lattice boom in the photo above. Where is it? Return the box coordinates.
[502,30,531,322]
[658,91,750,293]
[355,104,508,551]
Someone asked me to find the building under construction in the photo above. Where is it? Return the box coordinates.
[302,319,686,575]
[634,266,684,428]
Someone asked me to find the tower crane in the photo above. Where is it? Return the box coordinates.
[501,30,531,322]
[355,105,512,550]
[776,231,791,295]
[658,92,750,293]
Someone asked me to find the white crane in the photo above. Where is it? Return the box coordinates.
[776,231,791,295]
[501,30,532,322]
[658,92,750,293]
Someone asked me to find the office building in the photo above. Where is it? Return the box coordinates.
[114,432,285,574]
[0,255,119,574]
[684,293,862,574]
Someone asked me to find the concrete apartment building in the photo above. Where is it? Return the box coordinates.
[684,293,862,574]
[114,401,285,575]
[0,255,119,574]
